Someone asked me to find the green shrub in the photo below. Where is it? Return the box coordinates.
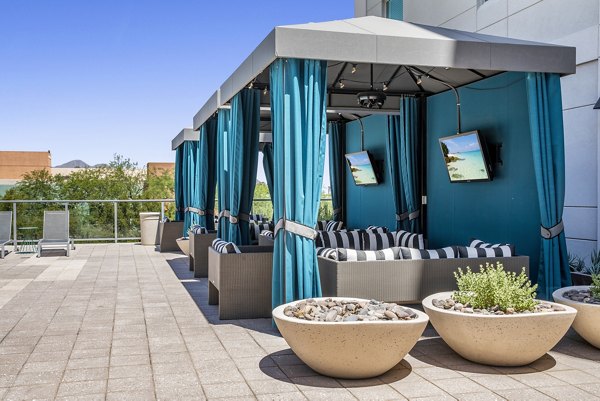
[453,262,538,312]
[591,274,600,300]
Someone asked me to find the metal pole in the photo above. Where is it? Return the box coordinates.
[12,202,17,250]
[160,201,165,221]
[113,201,118,243]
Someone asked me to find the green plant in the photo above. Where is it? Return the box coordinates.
[591,274,600,300]
[453,262,538,313]
[569,253,586,273]
[587,250,600,275]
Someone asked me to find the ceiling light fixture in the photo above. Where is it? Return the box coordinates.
[382,82,389,91]
[351,64,357,74]
[357,64,386,109]
[338,79,345,89]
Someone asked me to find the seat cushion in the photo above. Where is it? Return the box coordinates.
[337,247,399,262]
[469,238,515,255]
[395,230,425,249]
[316,230,362,249]
[212,238,241,254]
[457,245,513,258]
[189,225,208,235]
[366,225,388,233]
[316,247,338,260]
[362,231,396,250]
[398,246,458,259]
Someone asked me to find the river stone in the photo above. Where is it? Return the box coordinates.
[287,298,418,322]
[432,296,567,315]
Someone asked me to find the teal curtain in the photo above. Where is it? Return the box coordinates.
[387,97,420,232]
[182,141,199,234]
[216,109,231,239]
[198,116,218,230]
[174,146,184,221]
[328,122,345,222]
[228,88,261,245]
[271,58,328,308]
[262,143,275,204]
[526,72,570,299]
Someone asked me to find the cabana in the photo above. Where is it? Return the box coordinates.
[183,16,576,304]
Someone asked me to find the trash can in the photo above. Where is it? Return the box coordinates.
[140,212,160,245]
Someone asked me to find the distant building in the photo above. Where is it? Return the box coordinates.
[0,151,51,196]
[147,162,175,178]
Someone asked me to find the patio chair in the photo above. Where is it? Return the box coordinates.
[0,211,12,259]
[37,211,75,257]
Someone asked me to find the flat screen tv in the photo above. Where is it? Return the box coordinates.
[345,151,379,186]
[439,131,492,183]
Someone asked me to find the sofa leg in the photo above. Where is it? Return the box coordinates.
[189,255,194,272]
[208,281,219,306]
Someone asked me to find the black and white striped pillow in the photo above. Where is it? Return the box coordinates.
[457,246,513,258]
[325,220,343,231]
[337,247,398,262]
[249,214,266,223]
[212,238,241,254]
[260,230,274,238]
[469,239,515,255]
[250,222,271,243]
[316,247,338,260]
[188,225,208,235]
[362,232,396,250]
[395,230,425,249]
[316,230,362,249]
[366,225,388,233]
[398,246,457,260]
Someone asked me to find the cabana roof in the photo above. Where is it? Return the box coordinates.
[171,128,198,150]
[190,16,575,131]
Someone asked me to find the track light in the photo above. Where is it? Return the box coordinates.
[382,82,388,91]
[248,81,254,89]
[263,87,268,96]
[338,79,345,89]
[416,75,422,85]
[351,64,357,74]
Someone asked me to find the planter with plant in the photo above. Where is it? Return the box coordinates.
[422,262,577,366]
[553,274,600,348]
[569,250,600,285]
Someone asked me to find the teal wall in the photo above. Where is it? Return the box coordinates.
[345,115,396,230]
[343,72,539,279]
[387,0,403,20]
[426,72,539,278]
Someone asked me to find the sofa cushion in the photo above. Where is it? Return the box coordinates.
[316,247,338,260]
[337,247,398,262]
[469,238,515,255]
[188,225,208,235]
[316,220,344,231]
[457,246,513,258]
[362,231,396,250]
[316,230,361,249]
[249,214,267,223]
[395,230,425,249]
[260,230,274,238]
[366,225,388,233]
[398,246,457,260]
[212,238,241,254]
[250,222,272,244]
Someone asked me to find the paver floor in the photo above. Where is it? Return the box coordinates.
[0,244,599,400]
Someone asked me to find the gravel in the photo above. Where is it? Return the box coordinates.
[562,288,600,304]
[284,298,418,322]
[431,297,566,314]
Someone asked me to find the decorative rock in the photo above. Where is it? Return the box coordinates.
[286,298,418,322]
[431,296,567,315]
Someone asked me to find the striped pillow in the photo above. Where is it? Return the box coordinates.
[316,247,337,260]
[212,238,241,254]
[469,239,515,255]
[366,225,388,233]
[316,230,362,249]
[325,220,343,231]
[337,247,398,262]
[398,246,457,260]
[188,225,208,235]
[457,246,513,258]
[395,230,425,249]
[250,222,272,244]
[362,232,396,250]
[260,230,274,238]
[249,214,266,223]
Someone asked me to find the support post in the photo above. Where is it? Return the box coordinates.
[113,201,118,243]
[12,202,17,251]
[160,201,165,221]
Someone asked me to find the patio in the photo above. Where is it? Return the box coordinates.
[0,244,598,401]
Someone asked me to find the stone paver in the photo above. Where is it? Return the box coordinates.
[1,243,600,400]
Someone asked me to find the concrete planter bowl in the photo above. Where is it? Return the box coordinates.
[272,297,429,379]
[553,286,600,348]
[422,292,577,366]
[176,237,190,256]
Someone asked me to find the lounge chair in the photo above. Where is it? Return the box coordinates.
[37,211,75,257]
[0,211,12,259]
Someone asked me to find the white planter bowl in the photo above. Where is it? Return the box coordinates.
[553,286,600,349]
[423,292,577,366]
[272,297,429,379]
[176,237,190,256]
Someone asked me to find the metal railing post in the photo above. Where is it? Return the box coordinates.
[160,201,165,221]
[12,202,17,250]
[113,201,118,243]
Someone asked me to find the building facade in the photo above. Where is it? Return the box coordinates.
[0,151,51,196]
[355,0,599,262]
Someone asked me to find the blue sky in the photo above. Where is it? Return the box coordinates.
[0,0,353,174]
[441,133,482,154]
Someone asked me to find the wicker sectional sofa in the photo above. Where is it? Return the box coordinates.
[318,255,530,304]
[158,221,184,252]
[208,245,273,320]
[189,231,218,277]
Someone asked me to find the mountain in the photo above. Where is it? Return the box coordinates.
[54,160,91,168]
